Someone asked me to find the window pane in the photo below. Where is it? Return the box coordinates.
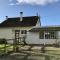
[45,31,56,39]
[21,30,24,34]
[45,34,50,39]
[21,30,27,34]
[39,31,57,39]
[25,30,27,34]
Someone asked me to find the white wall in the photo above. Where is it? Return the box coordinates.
[0,28,14,39]
[40,39,56,44]
[26,32,40,44]
[26,32,57,44]
[56,31,60,44]
[0,28,14,44]
[0,27,33,39]
[0,27,32,44]
[0,28,59,44]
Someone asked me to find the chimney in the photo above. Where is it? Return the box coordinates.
[36,13,41,27]
[20,12,23,21]
[6,16,8,20]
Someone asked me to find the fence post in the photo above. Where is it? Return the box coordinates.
[41,45,45,53]
[4,41,7,53]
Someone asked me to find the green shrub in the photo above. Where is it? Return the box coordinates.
[0,39,7,44]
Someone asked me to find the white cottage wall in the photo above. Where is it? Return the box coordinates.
[0,28,14,44]
[0,28,14,39]
[0,28,59,45]
[26,32,57,44]
[56,31,60,44]
[26,32,40,44]
[40,39,56,44]
[0,27,32,39]
[0,27,33,44]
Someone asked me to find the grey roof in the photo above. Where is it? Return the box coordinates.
[29,26,60,32]
[0,16,38,27]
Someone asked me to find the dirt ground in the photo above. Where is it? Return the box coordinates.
[0,54,45,60]
[0,52,60,60]
[0,46,60,60]
[0,52,51,60]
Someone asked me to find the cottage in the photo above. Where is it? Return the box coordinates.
[0,12,39,45]
[0,12,60,46]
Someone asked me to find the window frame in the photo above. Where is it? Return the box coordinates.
[39,31,57,39]
[21,30,27,34]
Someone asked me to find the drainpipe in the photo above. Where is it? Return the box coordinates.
[44,31,45,45]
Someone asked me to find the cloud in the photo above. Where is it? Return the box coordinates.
[9,3,20,6]
[16,0,59,5]
[9,3,15,6]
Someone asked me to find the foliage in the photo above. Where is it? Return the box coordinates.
[0,38,7,44]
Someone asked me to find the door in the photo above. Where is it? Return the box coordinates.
[13,30,20,52]
[15,30,20,44]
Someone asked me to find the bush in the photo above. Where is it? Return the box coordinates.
[0,39,7,44]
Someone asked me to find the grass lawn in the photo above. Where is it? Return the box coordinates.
[0,44,13,54]
[45,47,60,55]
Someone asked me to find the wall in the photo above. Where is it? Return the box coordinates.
[40,39,56,44]
[0,27,32,44]
[56,31,60,44]
[0,27,32,39]
[0,28,13,39]
[26,32,40,44]
[0,27,59,44]
[26,32,57,44]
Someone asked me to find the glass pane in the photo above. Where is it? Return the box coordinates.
[21,30,27,34]
[45,31,56,39]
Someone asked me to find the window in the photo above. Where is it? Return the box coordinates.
[45,34,50,39]
[45,31,56,39]
[21,30,27,34]
[45,32,50,39]
[50,32,56,39]
[39,31,56,39]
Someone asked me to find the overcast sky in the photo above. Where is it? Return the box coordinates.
[0,0,60,26]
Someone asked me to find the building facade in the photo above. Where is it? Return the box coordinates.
[0,13,60,46]
[29,26,60,45]
[0,15,39,45]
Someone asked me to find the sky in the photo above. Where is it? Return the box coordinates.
[0,0,60,26]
